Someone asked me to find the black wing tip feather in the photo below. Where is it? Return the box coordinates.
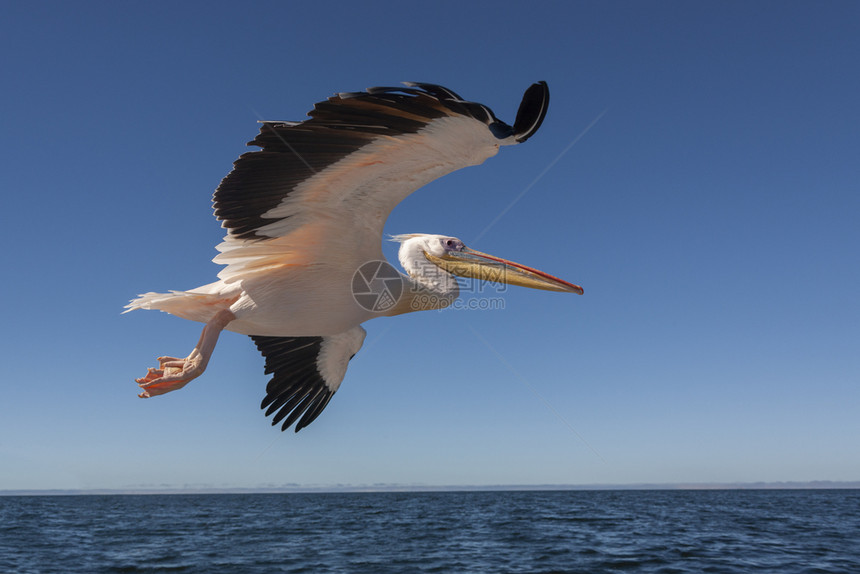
[251,335,334,433]
[395,80,549,143]
[332,82,504,128]
[513,81,549,143]
[402,80,549,143]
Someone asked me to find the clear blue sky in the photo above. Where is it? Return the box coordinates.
[2,1,858,491]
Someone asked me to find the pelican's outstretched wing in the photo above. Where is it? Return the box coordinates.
[252,326,366,432]
[211,82,549,281]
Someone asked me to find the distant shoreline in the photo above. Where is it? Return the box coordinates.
[2,481,859,496]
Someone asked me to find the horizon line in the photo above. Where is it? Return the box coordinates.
[2,480,859,496]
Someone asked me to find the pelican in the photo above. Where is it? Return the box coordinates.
[127,81,582,432]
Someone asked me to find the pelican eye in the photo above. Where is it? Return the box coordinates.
[444,238,463,251]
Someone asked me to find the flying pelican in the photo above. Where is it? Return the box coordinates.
[127,81,582,432]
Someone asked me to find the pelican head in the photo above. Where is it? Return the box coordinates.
[392,233,583,295]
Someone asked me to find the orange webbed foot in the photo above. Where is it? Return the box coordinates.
[135,354,203,398]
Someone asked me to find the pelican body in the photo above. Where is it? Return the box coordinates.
[127,81,582,432]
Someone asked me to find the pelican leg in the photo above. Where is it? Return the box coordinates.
[136,309,236,398]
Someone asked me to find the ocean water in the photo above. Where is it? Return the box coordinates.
[1,489,858,573]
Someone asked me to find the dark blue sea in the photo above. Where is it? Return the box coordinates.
[1,489,858,573]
